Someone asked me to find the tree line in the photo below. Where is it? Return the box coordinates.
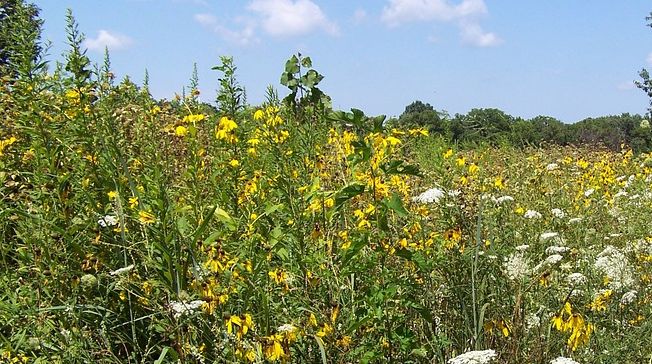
[390,100,652,152]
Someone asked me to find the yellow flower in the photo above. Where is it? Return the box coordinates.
[182,113,205,124]
[142,280,153,295]
[589,290,613,312]
[264,334,285,361]
[1,136,20,156]
[107,190,118,200]
[216,116,238,143]
[386,136,402,146]
[268,268,288,285]
[175,125,188,137]
[336,335,352,349]
[309,313,318,327]
[330,305,340,324]
[443,149,453,159]
[494,176,505,190]
[229,159,240,168]
[225,315,242,336]
[129,197,139,209]
[138,210,156,224]
[316,322,333,337]
[253,109,264,120]
[456,156,466,166]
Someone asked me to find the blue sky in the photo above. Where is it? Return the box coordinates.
[35,0,652,122]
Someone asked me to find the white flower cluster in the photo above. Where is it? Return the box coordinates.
[568,217,582,224]
[277,324,298,332]
[551,357,580,364]
[448,349,497,364]
[545,246,570,255]
[594,245,635,290]
[524,210,542,219]
[534,254,563,272]
[412,188,445,204]
[620,290,637,305]
[566,272,587,287]
[551,208,566,218]
[109,264,134,276]
[504,252,531,280]
[539,232,559,242]
[492,195,514,204]
[546,163,559,171]
[169,300,206,318]
[98,215,118,227]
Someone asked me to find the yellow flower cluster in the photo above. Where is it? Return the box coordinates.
[588,289,613,312]
[215,116,238,144]
[0,136,17,156]
[552,302,594,351]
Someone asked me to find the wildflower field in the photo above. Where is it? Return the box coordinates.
[3,16,652,364]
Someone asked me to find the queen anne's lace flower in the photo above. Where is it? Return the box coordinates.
[448,349,496,364]
[539,232,559,241]
[504,252,531,280]
[620,290,637,305]
[98,215,118,227]
[545,246,570,255]
[595,245,635,290]
[566,273,587,287]
[412,188,445,204]
[546,163,559,171]
[551,357,580,364]
[493,195,514,204]
[169,300,206,318]
[524,210,542,219]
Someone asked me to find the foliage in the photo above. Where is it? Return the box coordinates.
[0,0,43,80]
[2,10,652,364]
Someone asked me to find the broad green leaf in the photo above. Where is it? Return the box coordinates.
[382,193,409,217]
[334,183,365,210]
[381,160,423,177]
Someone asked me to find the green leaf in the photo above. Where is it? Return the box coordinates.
[301,56,313,68]
[154,346,178,364]
[341,235,369,267]
[334,183,365,210]
[381,160,423,177]
[313,335,328,364]
[285,55,300,74]
[372,115,386,132]
[382,193,408,217]
[213,207,236,231]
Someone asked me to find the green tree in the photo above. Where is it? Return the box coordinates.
[0,0,43,79]
[451,108,514,144]
[398,100,446,135]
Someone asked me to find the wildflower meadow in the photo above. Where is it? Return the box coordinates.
[2,8,652,364]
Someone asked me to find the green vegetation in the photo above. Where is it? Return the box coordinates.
[2,4,652,364]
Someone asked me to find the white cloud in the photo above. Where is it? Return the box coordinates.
[194,13,258,46]
[381,0,487,26]
[647,52,652,65]
[381,0,501,47]
[248,0,339,37]
[84,30,134,52]
[459,21,502,47]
